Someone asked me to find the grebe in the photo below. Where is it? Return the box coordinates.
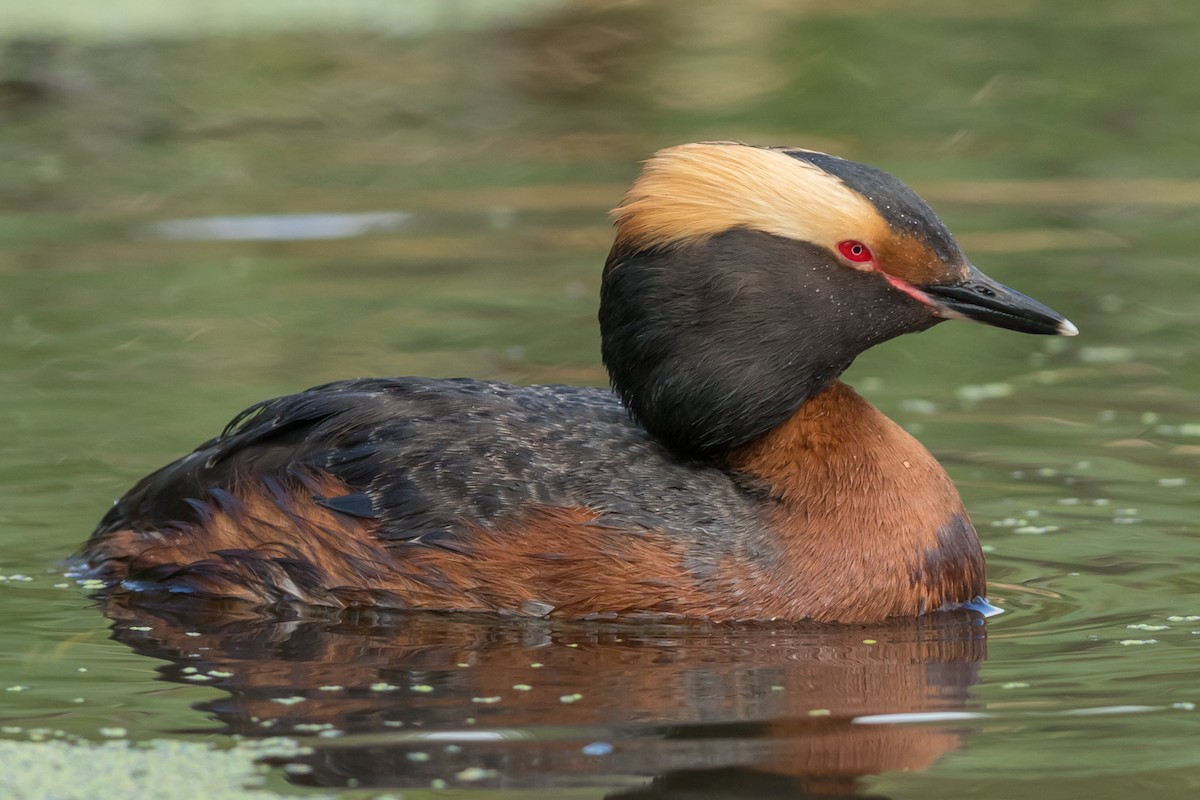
[79,142,1076,622]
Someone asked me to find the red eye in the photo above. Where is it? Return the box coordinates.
[837,240,873,263]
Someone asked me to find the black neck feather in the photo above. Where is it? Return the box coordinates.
[599,229,939,460]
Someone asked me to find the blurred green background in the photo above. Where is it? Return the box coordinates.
[1,1,1199,797]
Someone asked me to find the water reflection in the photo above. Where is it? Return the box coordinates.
[100,596,987,796]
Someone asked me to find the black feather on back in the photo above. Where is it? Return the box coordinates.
[96,378,775,558]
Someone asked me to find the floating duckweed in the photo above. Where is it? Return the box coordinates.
[283,763,313,775]
[241,737,313,759]
[512,684,532,691]
[370,682,400,692]
[862,639,877,645]
[1014,526,1060,535]
[271,696,306,705]
[770,685,785,692]
[471,696,502,704]
[181,667,198,674]
[406,751,430,762]
[184,632,201,638]
[900,399,938,415]
[9,736,313,799]
[128,626,152,632]
[317,685,345,692]
[559,693,583,704]
[1126,624,1170,632]
[1167,615,1200,622]
[956,382,1013,402]
[456,767,497,782]
[1118,639,1158,646]
[5,686,30,692]
[1001,682,1031,689]
[807,709,831,717]
[1079,346,1133,364]
[53,583,70,589]
[529,662,544,668]
[207,671,233,678]
[98,728,127,738]
[410,684,435,693]
[456,662,471,668]
[1172,702,1196,711]
[184,674,213,682]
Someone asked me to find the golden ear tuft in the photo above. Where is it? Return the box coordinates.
[612,142,888,252]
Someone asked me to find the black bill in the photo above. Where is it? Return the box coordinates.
[922,265,1078,336]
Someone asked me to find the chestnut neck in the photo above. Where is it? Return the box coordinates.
[728,381,986,621]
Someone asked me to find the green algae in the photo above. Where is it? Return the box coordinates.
[0,738,322,800]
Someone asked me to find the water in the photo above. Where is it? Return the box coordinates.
[2,1,1199,797]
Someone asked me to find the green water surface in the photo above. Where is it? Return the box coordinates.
[1,1,1199,797]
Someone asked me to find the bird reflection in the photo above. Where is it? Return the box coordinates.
[99,596,987,797]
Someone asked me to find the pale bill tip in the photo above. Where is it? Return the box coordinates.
[1057,318,1080,337]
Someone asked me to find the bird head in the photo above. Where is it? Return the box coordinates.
[600,142,1075,458]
